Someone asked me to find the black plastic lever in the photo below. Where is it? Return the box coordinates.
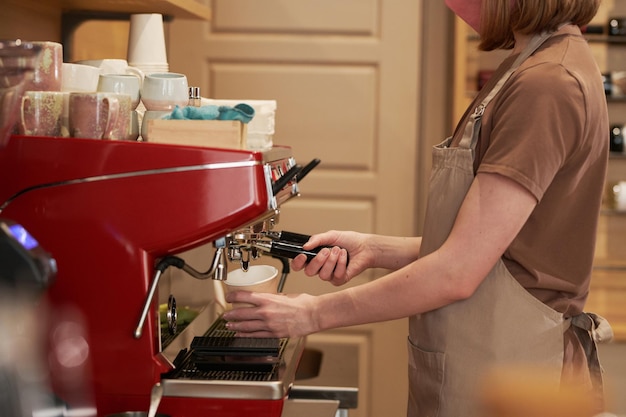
[297,158,321,182]
[272,164,302,195]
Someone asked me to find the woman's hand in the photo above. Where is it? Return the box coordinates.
[290,230,372,286]
[223,291,321,338]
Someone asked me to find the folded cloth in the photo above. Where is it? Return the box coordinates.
[217,103,255,123]
[165,103,255,123]
[166,105,220,120]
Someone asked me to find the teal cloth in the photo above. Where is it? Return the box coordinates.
[165,103,254,123]
[217,103,255,122]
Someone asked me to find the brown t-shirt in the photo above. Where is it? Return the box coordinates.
[452,25,609,318]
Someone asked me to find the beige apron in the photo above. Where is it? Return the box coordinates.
[407,31,610,417]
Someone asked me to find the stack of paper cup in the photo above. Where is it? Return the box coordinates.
[127,14,169,74]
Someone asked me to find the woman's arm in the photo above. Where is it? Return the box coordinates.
[224,172,537,338]
[290,231,422,286]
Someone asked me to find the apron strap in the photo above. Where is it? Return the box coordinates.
[570,313,614,407]
[458,30,555,150]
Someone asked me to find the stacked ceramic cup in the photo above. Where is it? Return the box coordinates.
[18,41,65,138]
[140,72,188,141]
[63,59,141,140]
[60,62,101,137]
[127,14,170,75]
[96,74,141,140]
[76,59,144,80]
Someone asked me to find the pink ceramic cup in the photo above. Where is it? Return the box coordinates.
[102,93,132,140]
[19,91,64,137]
[69,92,120,139]
[25,41,62,92]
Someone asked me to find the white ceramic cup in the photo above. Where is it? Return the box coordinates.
[223,265,279,308]
[61,92,71,137]
[97,74,141,110]
[19,91,64,136]
[127,14,168,65]
[69,92,120,139]
[129,110,139,141]
[77,59,144,80]
[140,110,171,141]
[61,63,100,92]
[141,72,188,111]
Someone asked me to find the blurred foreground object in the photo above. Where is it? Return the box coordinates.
[479,366,599,417]
[0,39,40,148]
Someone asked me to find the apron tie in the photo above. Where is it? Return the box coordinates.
[570,313,613,409]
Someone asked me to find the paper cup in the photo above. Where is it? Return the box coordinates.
[127,14,168,65]
[223,265,279,308]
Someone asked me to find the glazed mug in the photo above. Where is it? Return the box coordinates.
[100,93,132,140]
[24,41,62,92]
[61,63,100,92]
[97,74,141,110]
[19,91,64,136]
[69,92,120,139]
[77,59,144,80]
[129,110,139,141]
[141,72,188,111]
[140,110,171,141]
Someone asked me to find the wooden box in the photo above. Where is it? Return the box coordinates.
[144,119,247,149]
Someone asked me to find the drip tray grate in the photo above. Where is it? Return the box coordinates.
[163,318,288,381]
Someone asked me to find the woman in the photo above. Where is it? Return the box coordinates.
[223,0,611,415]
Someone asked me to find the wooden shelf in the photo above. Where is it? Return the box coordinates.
[586,34,626,44]
[62,0,211,20]
[6,0,211,20]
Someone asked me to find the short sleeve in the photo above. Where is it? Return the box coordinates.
[477,63,586,201]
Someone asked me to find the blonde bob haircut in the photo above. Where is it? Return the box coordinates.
[479,0,602,51]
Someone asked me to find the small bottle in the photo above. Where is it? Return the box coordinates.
[188,86,201,107]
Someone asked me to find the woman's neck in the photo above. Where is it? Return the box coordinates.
[512,32,532,54]
[512,24,576,54]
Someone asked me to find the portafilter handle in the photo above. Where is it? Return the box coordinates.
[255,232,350,265]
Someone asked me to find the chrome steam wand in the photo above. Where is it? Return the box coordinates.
[134,239,228,339]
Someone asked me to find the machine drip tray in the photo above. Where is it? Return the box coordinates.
[191,335,281,357]
[159,317,305,400]
[163,318,288,381]
[192,354,281,373]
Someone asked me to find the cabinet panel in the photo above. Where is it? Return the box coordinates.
[209,63,377,170]
[212,0,377,35]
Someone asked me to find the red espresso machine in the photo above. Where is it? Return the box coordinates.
[0,134,320,417]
